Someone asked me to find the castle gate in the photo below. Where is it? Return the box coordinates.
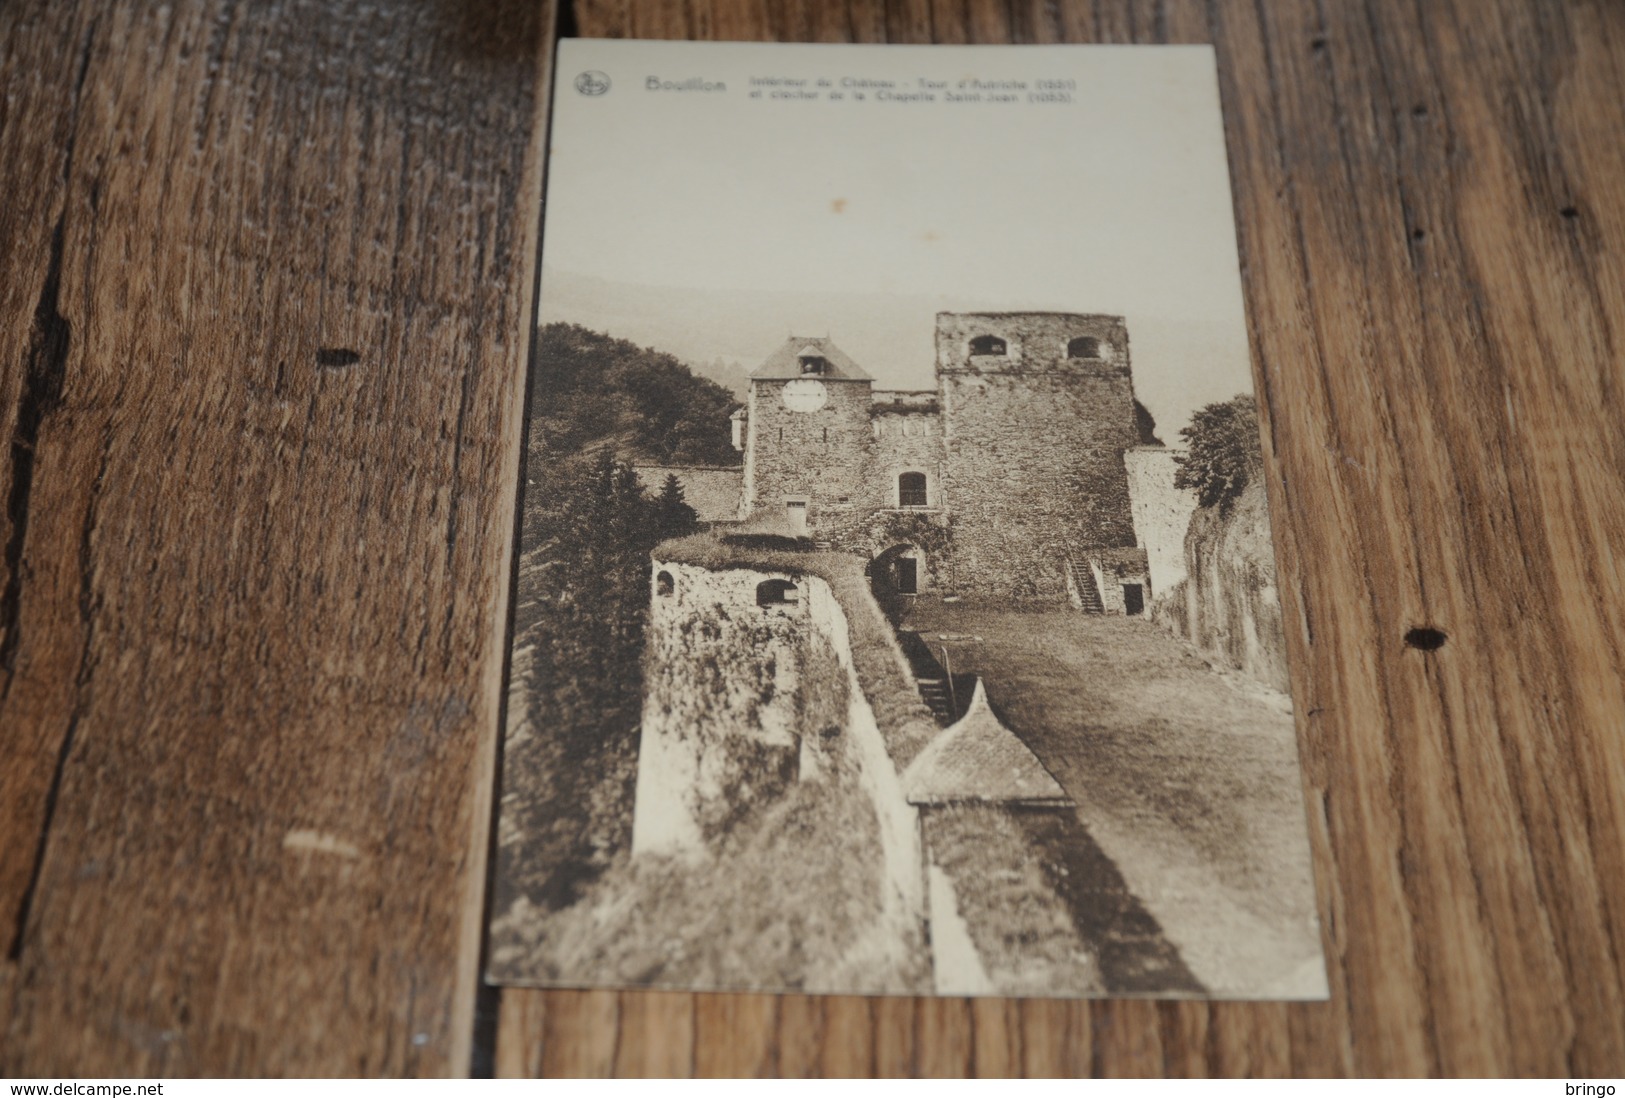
[869,543,926,600]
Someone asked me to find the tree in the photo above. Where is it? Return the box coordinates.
[531,323,740,466]
[653,473,699,539]
[1174,394,1262,511]
[505,446,671,911]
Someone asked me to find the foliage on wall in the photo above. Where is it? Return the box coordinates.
[1173,394,1263,512]
[837,509,953,566]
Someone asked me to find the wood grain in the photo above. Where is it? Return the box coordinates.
[0,0,551,1076]
[2,0,1622,1079]
[494,0,1625,1078]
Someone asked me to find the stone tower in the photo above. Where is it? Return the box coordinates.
[935,312,1141,596]
[742,336,876,535]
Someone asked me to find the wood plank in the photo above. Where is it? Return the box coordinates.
[499,0,1625,1076]
[0,0,552,1076]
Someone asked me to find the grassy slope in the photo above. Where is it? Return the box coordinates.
[924,804,1103,996]
[902,601,1326,998]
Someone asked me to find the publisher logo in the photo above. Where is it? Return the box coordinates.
[575,71,611,96]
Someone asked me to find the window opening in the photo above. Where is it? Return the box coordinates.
[899,472,928,508]
[757,579,800,606]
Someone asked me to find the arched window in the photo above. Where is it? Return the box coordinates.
[968,335,1007,356]
[898,471,928,508]
[1067,336,1102,359]
[756,579,799,606]
[656,570,674,597]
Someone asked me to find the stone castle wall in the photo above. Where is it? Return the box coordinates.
[1123,447,1199,602]
[633,560,926,928]
[871,408,946,509]
[934,311,1130,374]
[632,562,809,855]
[941,370,1139,597]
[634,465,746,523]
[1087,546,1152,615]
[1153,478,1291,693]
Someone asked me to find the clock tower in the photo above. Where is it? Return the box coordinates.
[741,336,876,535]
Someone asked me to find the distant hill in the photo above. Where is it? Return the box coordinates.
[538,268,944,391]
[695,356,752,400]
[531,322,741,467]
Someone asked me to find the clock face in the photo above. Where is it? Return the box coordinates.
[781,379,829,413]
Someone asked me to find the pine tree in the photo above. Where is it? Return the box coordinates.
[653,473,699,538]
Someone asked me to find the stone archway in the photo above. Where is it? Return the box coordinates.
[869,543,925,614]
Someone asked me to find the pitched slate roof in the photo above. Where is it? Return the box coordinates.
[902,679,1070,806]
[748,335,873,381]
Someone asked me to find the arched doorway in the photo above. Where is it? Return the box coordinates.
[869,543,924,601]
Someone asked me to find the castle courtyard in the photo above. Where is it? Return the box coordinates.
[899,601,1326,999]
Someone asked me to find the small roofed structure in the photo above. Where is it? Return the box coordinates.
[902,679,1070,807]
[748,335,874,381]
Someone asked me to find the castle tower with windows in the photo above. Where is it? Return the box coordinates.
[933,312,1141,597]
[740,337,877,535]
[719,312,1151,607]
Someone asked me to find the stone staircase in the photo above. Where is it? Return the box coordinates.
[1066,558,1104,614]
[914,676,957,724]
[896,629,964,725]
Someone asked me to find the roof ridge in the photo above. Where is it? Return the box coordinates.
[748,334,874,381]
[902,679,1069,806]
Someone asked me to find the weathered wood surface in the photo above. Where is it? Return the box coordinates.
[0,0,551,1076]
[495,0,1625,1079]
[3,0,1624,1079]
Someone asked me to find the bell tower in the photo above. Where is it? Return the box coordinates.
[741,336,874,533]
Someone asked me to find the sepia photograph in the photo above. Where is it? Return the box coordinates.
[489,39,1327,999]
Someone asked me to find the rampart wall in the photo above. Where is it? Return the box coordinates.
[1153,478,1291,693]
[634,539,1098,994]
[1123,447,1198,602]
[633,558,927,965]
[633,465,746,523]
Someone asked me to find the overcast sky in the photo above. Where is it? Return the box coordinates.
[540,40,1257,438]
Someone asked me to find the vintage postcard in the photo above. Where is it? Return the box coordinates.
[489,39,1327,999]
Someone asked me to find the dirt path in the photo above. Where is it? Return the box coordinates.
[902,602,1327,999]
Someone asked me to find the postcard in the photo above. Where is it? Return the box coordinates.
[489,38,1327,999]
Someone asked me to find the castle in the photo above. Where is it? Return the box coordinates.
[638,311,1194,612]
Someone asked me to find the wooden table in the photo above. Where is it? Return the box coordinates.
[2,0,1622,1078]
